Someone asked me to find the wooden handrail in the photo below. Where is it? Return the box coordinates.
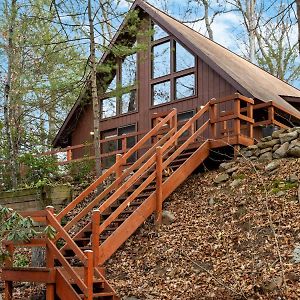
[47,239,87,295]
[57,109,176,226]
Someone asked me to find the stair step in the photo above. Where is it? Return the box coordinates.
[79,292,115,299]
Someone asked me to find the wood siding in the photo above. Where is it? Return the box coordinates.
[70,23,237,152]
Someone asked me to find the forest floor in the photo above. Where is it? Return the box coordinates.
[106,157,300,300]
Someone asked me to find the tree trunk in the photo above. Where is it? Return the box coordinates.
[88,0,101,177]
[297,0,300,54]
[4,0,18,188]
[247,0,256,63]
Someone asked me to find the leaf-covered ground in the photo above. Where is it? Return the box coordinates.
[106,157,300,300]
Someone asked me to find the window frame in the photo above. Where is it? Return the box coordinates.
[100,56,138,120]
[150,24,197,107]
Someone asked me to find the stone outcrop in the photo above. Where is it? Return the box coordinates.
[239,127,300,161]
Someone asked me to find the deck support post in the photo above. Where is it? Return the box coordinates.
[84,250,94,300]
[234,98,241,137]
[155,146,163,228]
[92,209,101,267]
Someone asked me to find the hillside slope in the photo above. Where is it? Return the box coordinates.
[106,157,300,300]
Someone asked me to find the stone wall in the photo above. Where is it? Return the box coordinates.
[240,127,300,161]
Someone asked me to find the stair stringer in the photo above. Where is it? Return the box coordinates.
[55,268,81,300]
[98,140,211,265]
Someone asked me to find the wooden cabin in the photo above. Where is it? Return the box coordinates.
[52,0,300,166]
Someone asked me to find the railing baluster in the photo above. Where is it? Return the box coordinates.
[84,250,94,300]
[155,147,163,227]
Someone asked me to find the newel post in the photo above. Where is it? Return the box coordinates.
[155,146,163,227]
[92,209,100,267]
[84,250,93,300]
[121,134,127,153]
[45,206,55,299]
[247,101,254,139]
[209,100,217,140]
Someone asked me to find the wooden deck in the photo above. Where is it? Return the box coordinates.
[1,94,299,300]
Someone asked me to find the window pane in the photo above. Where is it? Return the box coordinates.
[153,23,168,41]
[101,97,117,118]
[152,81,170,105]
[152,42,170,78]
[122,54,137,87]
[175,74,195,99]
[175,42,195,72]
[106,75,116,92]
[121,91,136,114]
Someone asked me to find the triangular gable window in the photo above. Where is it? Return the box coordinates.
[153,23,169,41]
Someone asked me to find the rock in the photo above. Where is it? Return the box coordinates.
[243,150,253,158]
[261,136,272,142]
[248,145,258,150]
[123,297,141,300]
[276,191,285,197]
[272,128,286,139]
[257,139,279,149]
[250,156,257,160]
[288,142,300,157]
[259,152,272,161]
[288,174,299,183]
[214,173,229,184]
[208,197,215,206]
[273,144,280,151]
[263,276,283,291]
[230,179,242,188]
[292,244,300,263]
[273,142,289,158]
[225,166,239,174]
[265,160,280,172]
[162,210,175,225]
[219,161,235,171]
[260,147,272,154]
[279,131,298,144]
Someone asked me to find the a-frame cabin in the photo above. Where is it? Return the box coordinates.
[2,1,300,299]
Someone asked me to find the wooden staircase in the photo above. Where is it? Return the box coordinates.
[4,94,292,299]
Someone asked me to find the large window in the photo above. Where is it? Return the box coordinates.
[100,54,137,119]
[151,23,196,106]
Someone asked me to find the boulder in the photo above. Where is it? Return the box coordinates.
[219,161,235,171]
[225,166,239,174]
[273,144,281,151]
[257,139,279,149]
[162,210,175,225]
[279,131,298,144]
[292,244,300,263]
[273,142,289,159]
[272,128,286,139]
[265,160,280,172]
[230,179,242,188]
[288,174,299,183]
[260,147,272,154]
[259,152,272,161]
[287,142,300,157]
[214,173,229,184]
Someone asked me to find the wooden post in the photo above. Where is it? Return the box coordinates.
[209,101,217,140]
[234,99,241,136]
[4,244,14,300]
[121,134,127,153]
[155,147,163,227]
[84,250,94,300]
[247,102,254,139]
[116,154,122,180]
[268,106,275,123]
[45,205,55,299]
[92,209,100,267]
[66,148,72,161]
